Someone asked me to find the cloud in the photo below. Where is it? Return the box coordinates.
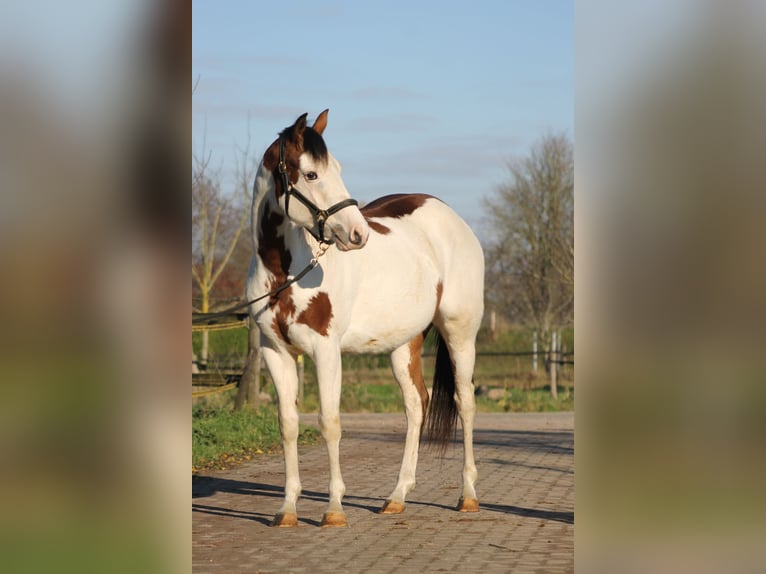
[351,134,524,180]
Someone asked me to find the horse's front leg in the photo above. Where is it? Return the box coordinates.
[261,341,302,527]
[314,340,347,527]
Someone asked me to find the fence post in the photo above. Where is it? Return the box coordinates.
[533,331,538,373]
[199,330,209,371]
[550,331,558,400]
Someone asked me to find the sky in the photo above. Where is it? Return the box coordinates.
[193,0,573,228]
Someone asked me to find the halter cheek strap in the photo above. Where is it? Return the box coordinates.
[278,138,359,244]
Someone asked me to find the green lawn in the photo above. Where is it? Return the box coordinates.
[192,402,319,472]
[193,326,573,472]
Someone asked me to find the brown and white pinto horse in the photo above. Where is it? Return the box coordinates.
[246,110,484,527]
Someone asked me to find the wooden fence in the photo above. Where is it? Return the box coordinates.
[192,312,573,407]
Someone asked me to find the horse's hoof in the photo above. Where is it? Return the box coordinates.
[320,511,348,528]
[379,499,406,514]
[457,497,480,512]
[271,512,299,527]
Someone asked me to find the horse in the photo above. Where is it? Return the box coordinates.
[245,109,484,527]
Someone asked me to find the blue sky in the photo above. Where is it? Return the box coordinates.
[193,0,573,227]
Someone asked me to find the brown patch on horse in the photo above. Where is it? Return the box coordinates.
[270,286,296,344]
[366,220,391,235]
[258,202,297,345]
[261,135,296,200]
[262,138,280,172]
[271,315,290,345]
[296,292,333,336]
[361,194,433,219]
[408,333,429,427]
[258,203,291,281]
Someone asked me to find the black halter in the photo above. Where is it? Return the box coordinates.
[278,138,359,244]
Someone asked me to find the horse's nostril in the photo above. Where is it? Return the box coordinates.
[350,230,362,245]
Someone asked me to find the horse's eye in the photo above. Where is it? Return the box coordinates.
[305,171,318,181]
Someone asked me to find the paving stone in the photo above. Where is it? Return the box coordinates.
[193,412,573,573]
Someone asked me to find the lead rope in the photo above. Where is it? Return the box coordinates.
[191,243,330,325]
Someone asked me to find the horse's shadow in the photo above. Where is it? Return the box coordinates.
[193,475,388,525]
[192,502,275,527]
[481,502,574,524]
[192,475,573,525]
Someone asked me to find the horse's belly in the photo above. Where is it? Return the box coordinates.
[336,216,446,353]
[339,307,433,354]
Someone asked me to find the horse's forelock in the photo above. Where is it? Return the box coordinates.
[301,127,328,165]
[264,124,329,195]
[276,124,328,165]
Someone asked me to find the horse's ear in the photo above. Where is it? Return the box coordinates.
[312,109,329,135]
[283,113,308,149]
[291,113,308,140]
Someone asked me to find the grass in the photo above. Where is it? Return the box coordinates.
[192,400,319,473]
[249,326,574,411]
[262,362,574,414]
[192,328,247,356]
[476,385,574,412]
[192,376,572,473]
[192,325,573,472]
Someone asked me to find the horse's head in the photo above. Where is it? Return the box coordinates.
[267,110,369,251]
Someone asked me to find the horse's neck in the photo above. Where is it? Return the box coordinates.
[251,169,313,279]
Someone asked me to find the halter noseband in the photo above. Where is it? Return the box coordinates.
[278,138,359,244]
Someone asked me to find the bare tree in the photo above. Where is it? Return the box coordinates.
[483,133,574,351]
[192,140,255,365]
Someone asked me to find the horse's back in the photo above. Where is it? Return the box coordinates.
[361,194,481,260]
[338,195,483,352]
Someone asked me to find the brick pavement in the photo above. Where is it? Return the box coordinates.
[193,412,574,573]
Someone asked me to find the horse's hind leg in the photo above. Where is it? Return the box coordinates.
[381,334,429,514]
[452,342,480,512]
[437,320,480,512]
[382,337,427,513]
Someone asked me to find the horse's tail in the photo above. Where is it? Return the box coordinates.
[425,328,458,453]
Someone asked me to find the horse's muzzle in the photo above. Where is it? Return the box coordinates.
[336,223,369,251]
